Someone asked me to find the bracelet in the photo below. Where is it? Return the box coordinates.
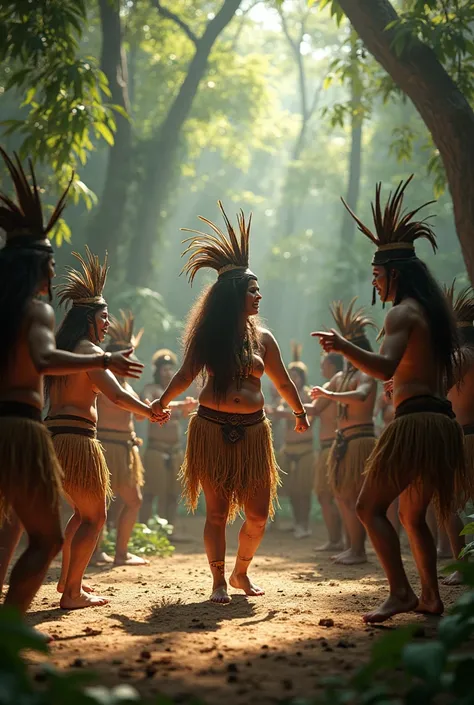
[293,410,307,418]
[103,352,112,369]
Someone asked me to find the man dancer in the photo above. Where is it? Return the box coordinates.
[312,299,377,565]
[140,349,196,525]
[312,352,344,552]
[47,248,167,609]
[0,149,141,613]
[315,177,471,622]
[96,310,150,566]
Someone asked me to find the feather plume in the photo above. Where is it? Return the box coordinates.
[341,175,437,253]
[0,147,73,240]
[108,310,143,349]
[56,246,108,307]
[181,201,251,284]
[152,348,178,367]
[330,297,377,341]
[444,280,474,325]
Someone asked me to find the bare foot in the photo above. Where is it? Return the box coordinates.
[89,551,114,566]
[210,585,231,604]
[364,591,418,623]
[114,553,150,566]
[314,541,344,553]
[333,549,367,565]
[57,582,94,594]
[415,595,444,616]
[331,548,351,562]
[229,572,265,596]
[442,571,464,586]
[60,590,110,610]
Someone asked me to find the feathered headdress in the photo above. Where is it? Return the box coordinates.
[0,147,72,252]
[444,280,474,328]
[107,310,144,349]
[288,340,307,375]
[152,348,178,368]
[56,246,108,308]
[181,201,255,284]
[341,175,437,266]
[330,297,377,345]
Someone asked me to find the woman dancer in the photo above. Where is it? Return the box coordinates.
[152,202,310,603]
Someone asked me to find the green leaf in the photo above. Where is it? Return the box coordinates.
[95,122,115,146]
[402,642,446,684]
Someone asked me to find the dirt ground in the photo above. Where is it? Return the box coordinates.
[21,517,463,704]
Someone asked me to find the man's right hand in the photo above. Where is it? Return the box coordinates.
[109,348,144,379]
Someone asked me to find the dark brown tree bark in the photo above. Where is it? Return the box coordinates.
[126,0,242,286]
[87,0,132,265]
[338,0,474,283]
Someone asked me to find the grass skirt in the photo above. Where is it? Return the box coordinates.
[180,412,280,523]
[0,417,63,523]
[314,440,333,496]
[279,441,314,497]
[328,426,376,499]
[366,409,469,520]
[46,417,112,501]
[98,429,144,492]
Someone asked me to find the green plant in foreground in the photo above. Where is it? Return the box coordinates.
[101,516,174,558]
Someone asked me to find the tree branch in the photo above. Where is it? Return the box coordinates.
[150,0,198,46]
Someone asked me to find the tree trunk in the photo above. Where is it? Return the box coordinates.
[87,0,131,264]
[339,0,474,283]
[126,0,242,286]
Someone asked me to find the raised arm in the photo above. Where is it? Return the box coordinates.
[313,304,412,382]
[28,301,143,379]
[262,330,309,433]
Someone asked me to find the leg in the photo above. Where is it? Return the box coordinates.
[201,479,230,604]
[139,493,154,524]
[315,492,343,551]
[5,491,63,614]
[114,484,148,566]
[442,512,465,586]
[0,512,23,595]
[356,474,417,623]
[399,485,443,615]
[333,494,367,564]
[59,490,109,610]
[387,498,400,535]
[230,486,270,596]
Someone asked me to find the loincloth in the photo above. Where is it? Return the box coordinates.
[0,402,63,523]
[278,440,314,496]
[98,428,144,492]
[46,415,111,501]
[314,438,334,496]
[328,424,376,498]
[365,395,469,520]
[180,405,280,523]
[143,440,183,498]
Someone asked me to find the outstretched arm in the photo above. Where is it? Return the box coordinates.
[86,353,155,419]
[28,302,143,379]
[159,353,196,409]
[313,305,412,382]
[312,374,375,406]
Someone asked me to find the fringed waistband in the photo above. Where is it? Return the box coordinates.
[0,401,42,423]
[463,423,474,436]
[46,415,97,439]
[395,395,455,420]
[320,438,335,451]
[98,428,142,448]
[333,424,375,464]
[196,405,265,444]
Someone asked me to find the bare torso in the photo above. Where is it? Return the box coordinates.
[389,299,443,407]
[198,347,266,414]
[98,380,135,432]
[338,369,376,430]
[0,300,49,410]
[319,381,338,441]
[48,339,100,422]
[143,382,182,445]
[448,356,474,426]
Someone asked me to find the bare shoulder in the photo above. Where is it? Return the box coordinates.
[258,328,277,350]
[384,301,418,332]
[26,299,55,327]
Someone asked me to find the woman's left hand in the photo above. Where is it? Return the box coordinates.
[294,414,310,433]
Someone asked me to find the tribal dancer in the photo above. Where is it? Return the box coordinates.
[276,343,314,539]
[312,352,344,552]
[47,249,166,609]
[315,176,472,622]
[96,310,149,566]
[152,202,310,603]
[140,349,196,525]
[0,149,140,613]
[442,283,474,585]
[312,299,377,565]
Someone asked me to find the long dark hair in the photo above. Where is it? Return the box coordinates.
[391,258,460,390]
[183,274,261,402]
[0,247,52,375]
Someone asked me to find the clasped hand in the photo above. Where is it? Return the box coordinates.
[148,399,171,425]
